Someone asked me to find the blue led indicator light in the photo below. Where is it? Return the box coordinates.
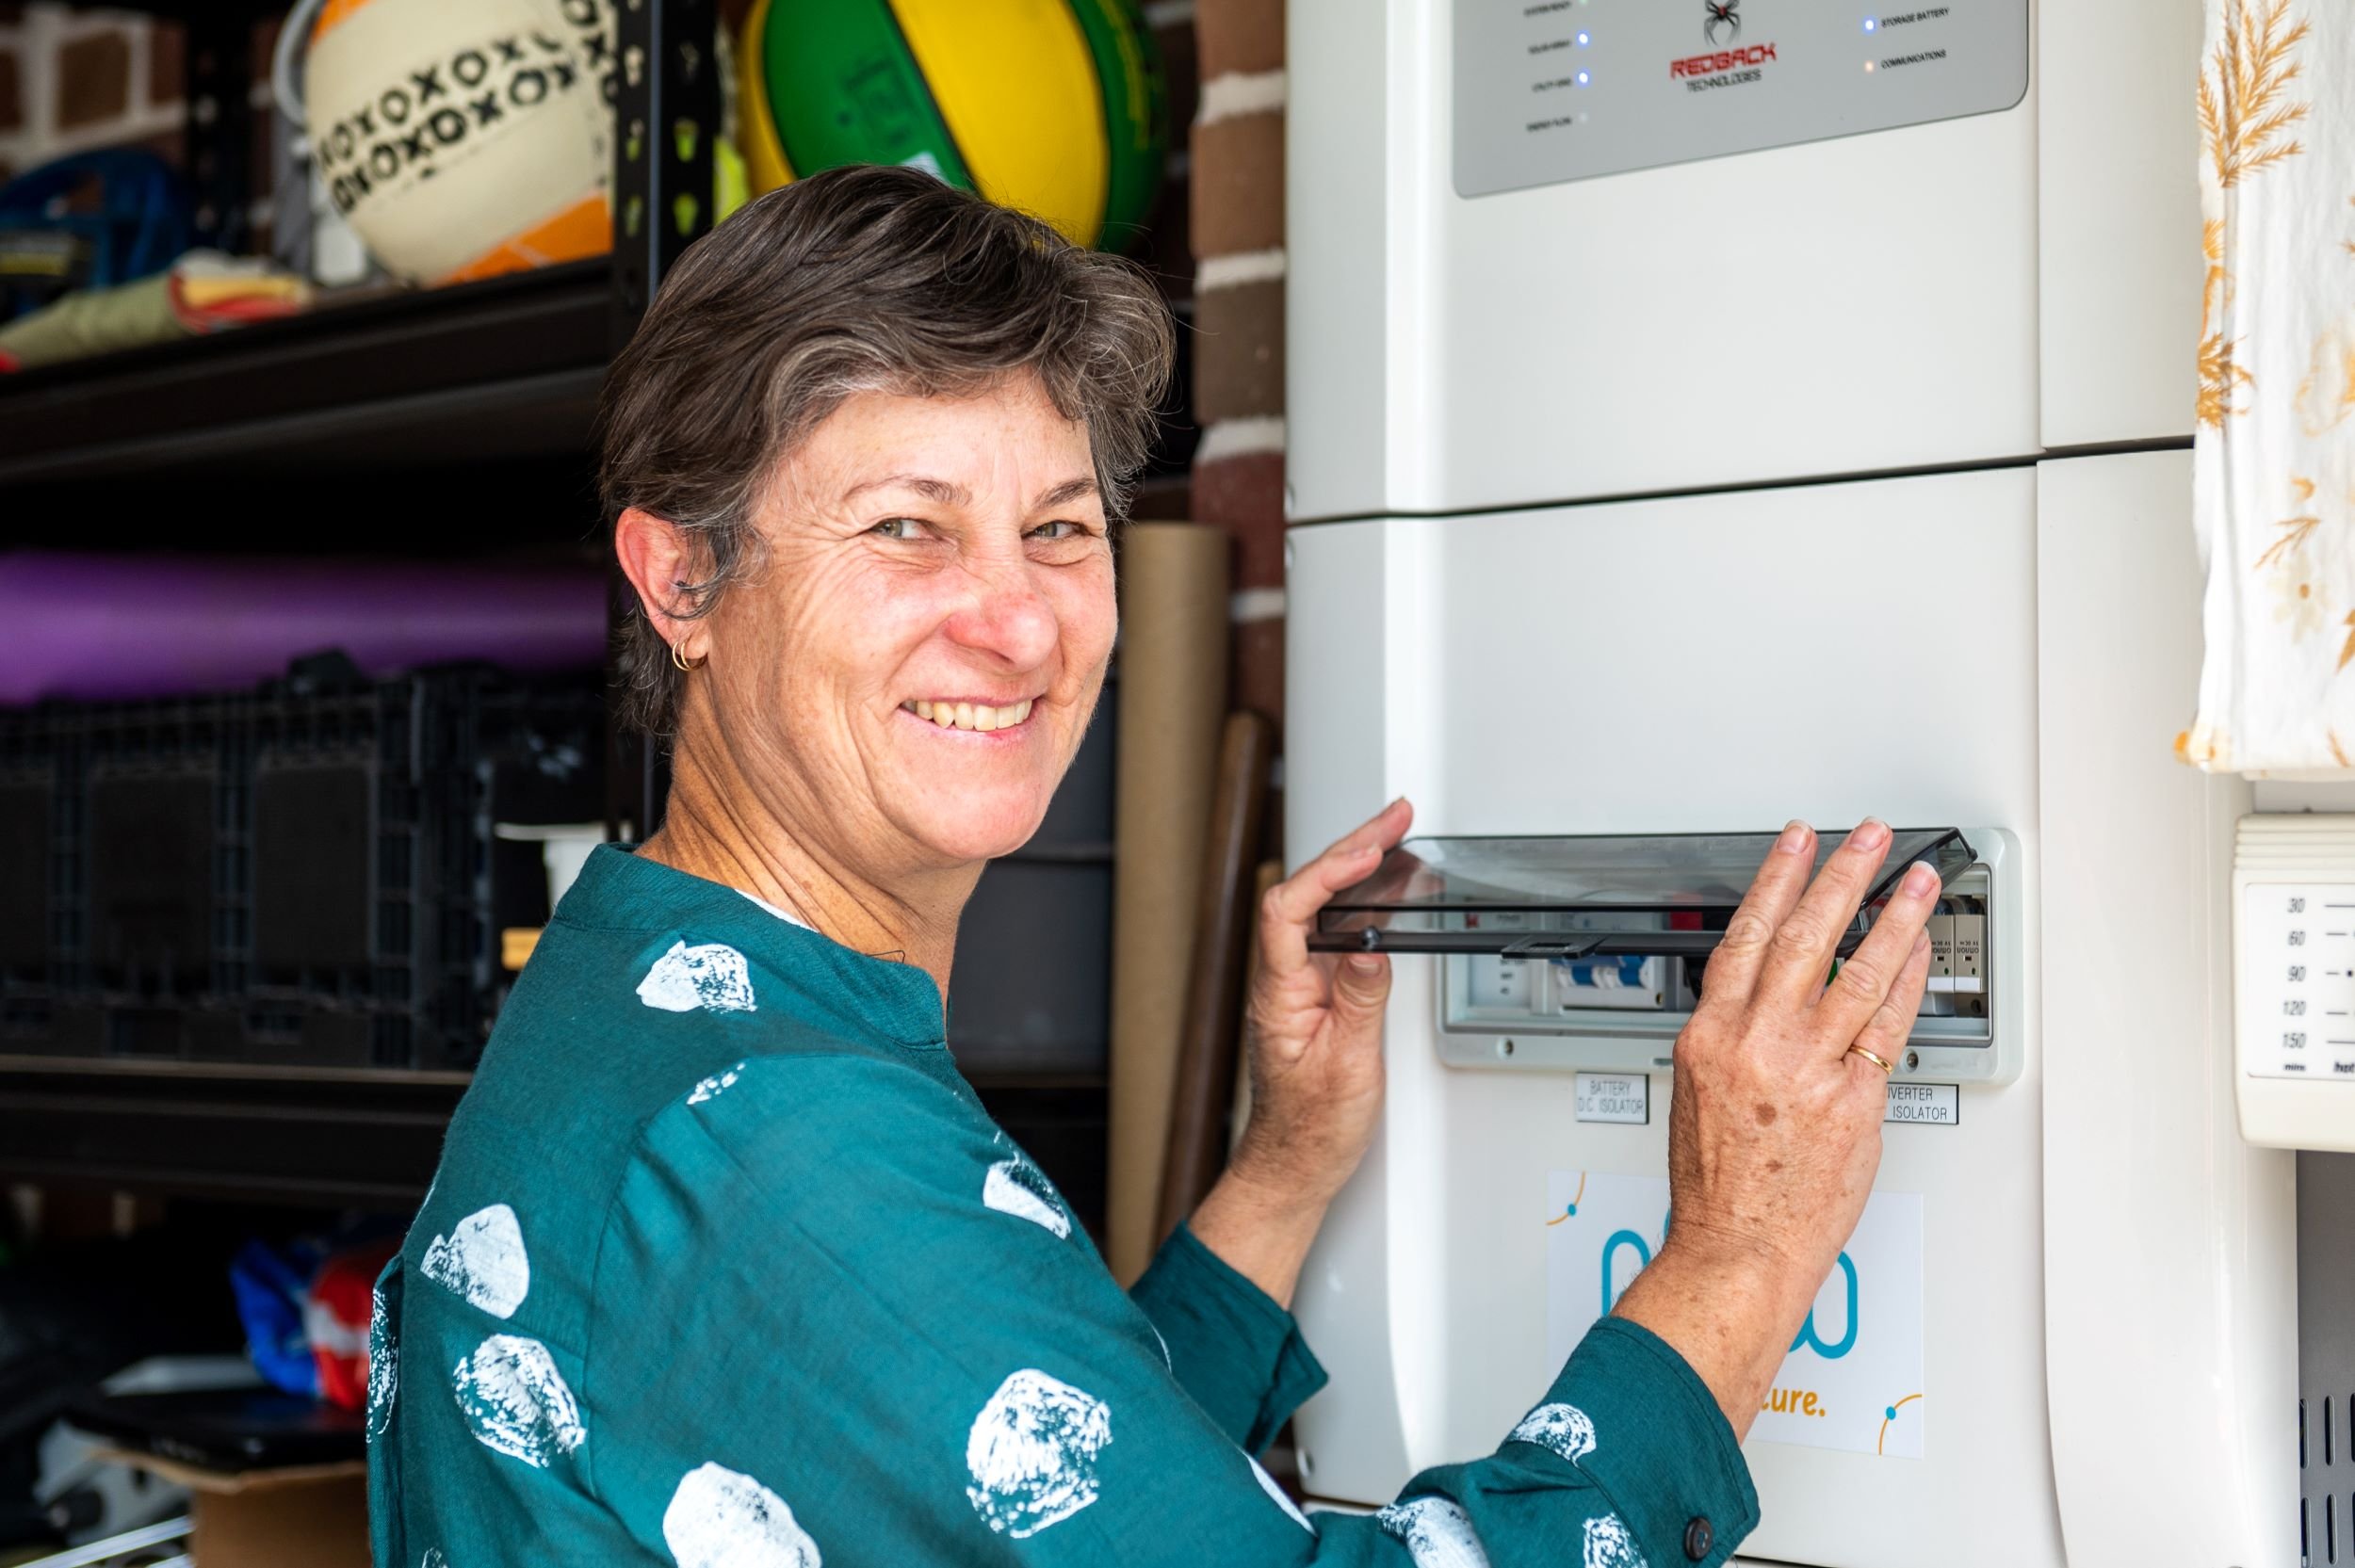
[1575,70,1591,85]
[1863,16,1878,30]
[1576,29,1590,44]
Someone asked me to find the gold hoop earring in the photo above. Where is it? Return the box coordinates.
[670,641,706,673]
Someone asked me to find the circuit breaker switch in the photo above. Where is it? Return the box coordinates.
[1925,913,1957,994]
[1952,913,1986,994]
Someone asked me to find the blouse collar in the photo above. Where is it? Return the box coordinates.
[557,844,947,1050]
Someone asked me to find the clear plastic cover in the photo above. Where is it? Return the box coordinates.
[1309,828,1977,958]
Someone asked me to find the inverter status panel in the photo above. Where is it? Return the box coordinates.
[1454,0,2030,195]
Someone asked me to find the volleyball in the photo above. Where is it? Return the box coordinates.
[304,0,614,285]
[737,0,1165,252]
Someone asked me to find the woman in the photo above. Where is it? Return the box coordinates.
[367,165,1937,1568]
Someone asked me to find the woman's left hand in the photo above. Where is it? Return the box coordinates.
[1226,796,1416,1210]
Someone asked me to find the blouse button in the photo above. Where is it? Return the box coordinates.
[1682,1516,1714,1560]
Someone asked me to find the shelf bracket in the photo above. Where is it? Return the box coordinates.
[607,0,717,838]
[610,0,720,348]
[185,10,255,253]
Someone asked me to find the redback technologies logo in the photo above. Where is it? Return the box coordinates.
[1674,2,1777,81]
[1670,41,1778,76]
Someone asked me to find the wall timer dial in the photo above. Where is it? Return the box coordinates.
[2233,814,2355,1151]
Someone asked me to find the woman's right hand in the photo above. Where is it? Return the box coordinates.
[1611,817,1939,1440]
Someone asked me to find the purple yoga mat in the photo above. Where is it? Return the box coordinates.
[2,551,610,703]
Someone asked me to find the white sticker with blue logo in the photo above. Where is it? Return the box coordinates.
[1545,1171,1925,1458]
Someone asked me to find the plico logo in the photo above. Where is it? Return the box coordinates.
[1704,0,1741,44]
[1600,1218,1859,1359]
[1550,1172,1925,1459]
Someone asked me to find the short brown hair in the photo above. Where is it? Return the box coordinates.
[596,163,1177,736]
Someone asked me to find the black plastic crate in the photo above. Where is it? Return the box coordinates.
[947,689,1116,1077]
[0,723,61,979]
[0,663,604,1072]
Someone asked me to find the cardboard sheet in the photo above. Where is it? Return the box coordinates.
[1107,523,1229,1282]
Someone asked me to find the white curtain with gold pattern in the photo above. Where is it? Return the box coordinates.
[2185,0,2355,775]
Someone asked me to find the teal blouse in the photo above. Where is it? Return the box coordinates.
[368,846,1758,1566]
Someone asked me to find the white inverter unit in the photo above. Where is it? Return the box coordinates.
[1280,1,2310,1564]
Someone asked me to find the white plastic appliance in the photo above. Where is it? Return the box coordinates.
[1281,1,2306,1563]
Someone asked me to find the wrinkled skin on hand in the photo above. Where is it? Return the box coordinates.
[1231,799,1418,1209]
[1187,798,1413,1307]
[1616,817,1941,1438]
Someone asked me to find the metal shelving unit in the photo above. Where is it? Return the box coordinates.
[0,0,722,1206]
[0,261,610,486]
[1,0,1123,1221]
[0,0,718,482]
[0,1058,469,1207]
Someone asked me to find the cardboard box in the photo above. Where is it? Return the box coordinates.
[97,1451,368,1568]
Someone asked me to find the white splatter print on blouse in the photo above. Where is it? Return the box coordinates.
[1508,1401,1597,1466]
[663,1462,822,1568]
[965,1368,1113,1538]
[688,1061,748,1105]
[420,1550,447,1568]
[1376,1496,1492,1568]
[365,1285,398,1438]
[420,1204,531,1319]
[982,1156,1071,1239]
[451,1334,585,1469]
[1584,1512,1648,1568]
[638,942,757,1014]
[1249,1453,1314,1533]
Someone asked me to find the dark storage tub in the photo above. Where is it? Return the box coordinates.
[0,663,604,1072]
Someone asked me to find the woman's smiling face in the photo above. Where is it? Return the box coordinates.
[695,374,1116,873]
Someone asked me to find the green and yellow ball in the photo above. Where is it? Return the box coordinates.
[737,0,1165,252]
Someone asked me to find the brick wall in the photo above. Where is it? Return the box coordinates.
[0,4,187,184]
[0,3,279,244]
[1189,0,1286,727]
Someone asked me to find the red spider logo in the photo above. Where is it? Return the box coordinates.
[1704,0,1741,43]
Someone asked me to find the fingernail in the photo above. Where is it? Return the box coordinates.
[1912,928,1930,951]
[1777,819,1813,854]
[1855,818,1892,849]
[1903,861,1937,897]
[1346,954,1384,974]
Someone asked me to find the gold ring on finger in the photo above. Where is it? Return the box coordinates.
[1846,1043,1895,1075]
